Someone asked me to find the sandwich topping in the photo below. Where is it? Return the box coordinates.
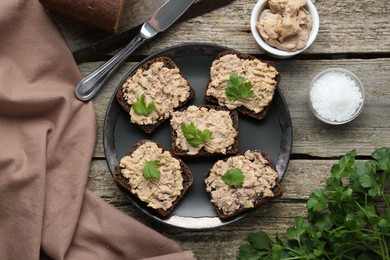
[171,106,238,155]
[122,61,191,125]
[119,141,184,211]
[206,54,278,114]
[257,0,312,52]
[205,150,278,216]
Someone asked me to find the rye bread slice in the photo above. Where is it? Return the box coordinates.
[113,139,193,218]
[204,150,283,220]
[116,56,195,134]
[39,0,125,33]
[170,105,239,157]
[204,51,280,120]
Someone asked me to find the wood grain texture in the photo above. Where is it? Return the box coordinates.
[88,157,389,258]
[82,58,390,158]
[87,158,335,259]
[54,0,390,62]
[135,0,390,56]
[51,0,234,62]
[69,1,390,258]
[58,0,390,60]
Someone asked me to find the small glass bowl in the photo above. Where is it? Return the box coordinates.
[308,68,365,125]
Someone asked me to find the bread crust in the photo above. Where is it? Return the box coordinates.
[204,150,283,220]
[113,139,193,218]
[39,0,125,33]
[116,56,195,134]
[204,51,280,120]
[170,105,239,157]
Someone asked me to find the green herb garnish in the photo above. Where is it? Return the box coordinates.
[181,122,212,148]
[132,94,155,115]
[222,168,244,187]
[238,148,390,260]
[142,160,160,180]
[225,73,254,101]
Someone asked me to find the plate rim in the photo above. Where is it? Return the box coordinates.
[103,42,293,229]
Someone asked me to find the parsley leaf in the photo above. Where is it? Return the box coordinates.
[372,147,390,173]
[225,73,254,101]
[142,160,160,180]
[238,232,272,259]
[286,216,310,242]
[222,168,244,187]
[132,94,155,115]
[181,122,212,147]
[307,188,329,212]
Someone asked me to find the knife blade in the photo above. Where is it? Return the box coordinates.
[74,0,195,101]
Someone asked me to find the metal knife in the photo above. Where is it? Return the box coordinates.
[74,0,195,101]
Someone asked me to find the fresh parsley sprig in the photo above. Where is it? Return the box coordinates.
[222,168,244,187]
[225,73,254,101]
[132,93,155,115]
[238,148,390,260]
[142,160,160,180]
[181,122,212,148]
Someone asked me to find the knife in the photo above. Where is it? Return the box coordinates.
[74,0,195,101]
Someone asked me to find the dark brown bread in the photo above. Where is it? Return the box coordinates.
[113,139,193,218]
[204,150,283,220]
[170,105,239,157]
[39,0,125,33]
[204,51,280,120]
[116,56,195,134]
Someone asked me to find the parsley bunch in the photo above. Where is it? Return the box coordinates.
[238,148,390,259]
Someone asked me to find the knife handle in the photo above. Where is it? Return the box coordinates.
[74,33,146,101]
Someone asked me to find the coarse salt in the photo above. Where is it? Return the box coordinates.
[310,70,363,122]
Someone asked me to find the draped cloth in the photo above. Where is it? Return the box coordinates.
[0,1,194,259]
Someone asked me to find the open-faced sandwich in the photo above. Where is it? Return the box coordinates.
[205,51,279,120]
[204,150,283,220]
[170,105,239,156]
[113,139,193,218]
[116,56,195,133]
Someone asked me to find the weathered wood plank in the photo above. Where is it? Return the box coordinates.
[273,58,390,157]
[137,0,390,56]
[87,158,335,259]
[79,62,137,157]
[81,58,390,158]
[89,157,389,259]
[58,0,390,60]
[51,0,233,62]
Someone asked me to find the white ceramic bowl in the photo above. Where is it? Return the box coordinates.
[250,0,320,58]
[308,68,365,125]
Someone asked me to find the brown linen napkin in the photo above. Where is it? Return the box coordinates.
[0,1,194,259]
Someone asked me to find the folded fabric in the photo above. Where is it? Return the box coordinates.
[0,1,194,259]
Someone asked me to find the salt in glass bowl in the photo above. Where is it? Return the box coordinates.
[250,0,319,59]
[308,68,365,125]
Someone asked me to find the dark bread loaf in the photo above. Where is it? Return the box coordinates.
[113,139,193,218]
[170,105,239,157]
[205,51,280,120]
[39,0,125,33]
[116,56,195,134]
[204,150,283,220]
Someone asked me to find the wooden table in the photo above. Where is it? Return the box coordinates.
[56,0,390,258]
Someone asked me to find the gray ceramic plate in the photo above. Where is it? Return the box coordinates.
[103,43,292,229]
